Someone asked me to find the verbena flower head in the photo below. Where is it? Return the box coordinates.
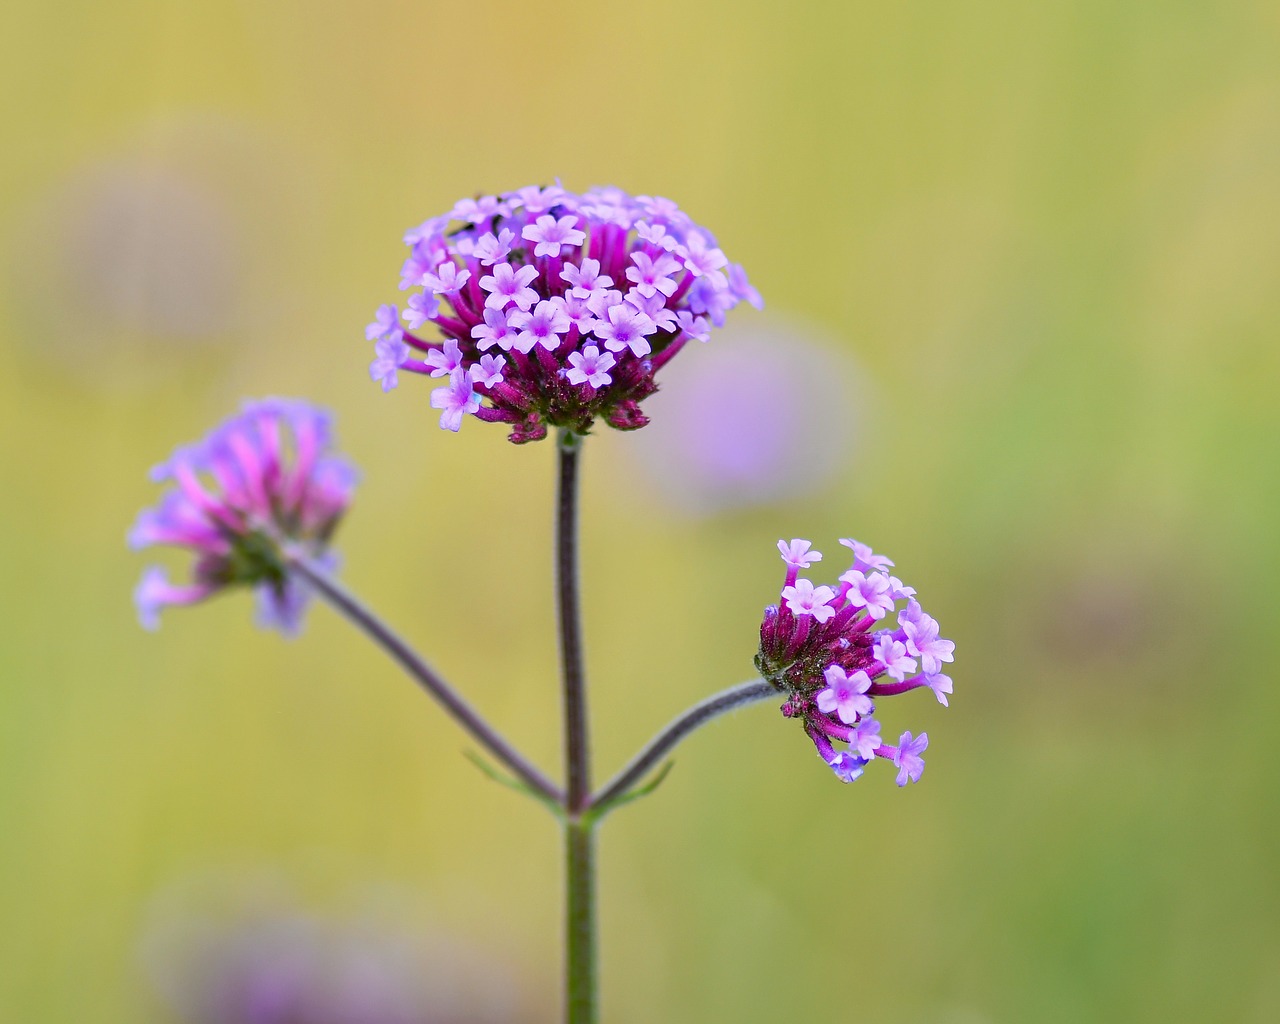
[129,399,355,635]
[366,184,761,443]
[757,538,955,786]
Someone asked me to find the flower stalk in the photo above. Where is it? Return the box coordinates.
[589,679,778,812]
[555,428,597,1023]
[557,430,591,813]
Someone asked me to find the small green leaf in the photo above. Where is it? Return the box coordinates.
[587,761,676,824]
[464,751,565,820]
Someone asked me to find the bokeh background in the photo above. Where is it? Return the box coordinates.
[3,2,1278,1021]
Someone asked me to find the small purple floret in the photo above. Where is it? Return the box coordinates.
[777,538,822,571]
[430,369,481,432]
[826,751,866,784]
[780,578,837,623]
[565,346,616,389]
[892,731,929,786]
[815,666,874,724]
[370,336,410,392]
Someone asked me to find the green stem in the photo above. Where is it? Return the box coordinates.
[565,817,598,1024]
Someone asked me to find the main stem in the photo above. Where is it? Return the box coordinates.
[557,430,591,813]
[556,429,596,1024]
[565,816,596,1024]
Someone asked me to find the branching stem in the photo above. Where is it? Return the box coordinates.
[285,552,562,806]
[589,679,777,811]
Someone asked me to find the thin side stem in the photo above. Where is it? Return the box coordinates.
[557,430,591,812]
[286,552,562,806]
[565,818,597,1024]
[589,679,778,810]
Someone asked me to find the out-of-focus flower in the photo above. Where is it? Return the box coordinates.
[8,116,304,392]
[624,320,857,517]
[757,538,954,786]
[140,880,528,1024]
[128,399,355,634]
[365,184,761,442]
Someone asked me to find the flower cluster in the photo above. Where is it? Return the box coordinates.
[365,184,762,442]
[129,399,355,635]
[757,539,955,785]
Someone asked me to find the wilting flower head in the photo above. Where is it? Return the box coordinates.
[757,538,955,785]
[129,399,355,634]
[365,183,761,443]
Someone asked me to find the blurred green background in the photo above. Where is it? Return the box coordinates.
[2,1,1278,1021]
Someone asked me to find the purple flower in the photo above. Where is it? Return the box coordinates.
[675,310,710,343]
[780,578,837,622]
[480,262,539,311]
[522,214,586,258]
[565,346,616,388]
[364,183,759,441]
[623,320,858,519]
[840,569,895,621]
[873,635,917,682]
[560,293,596,332]
[777,538,822,571]
[255,556,337,637]
[399,242,441,290]
[924,672,953,707]
[756,536,953,787]
[472,353,507,388]
[900,600,955,674]
[892,731,928,786]
[425,338,464,378]
[511,183,566,213]
[729,263,764,309]
[839,538,894,574]
[678,229,728,284]
[561,258,613,298]
[510,299,570,354]
[421,260,470,295]
[625,252,682,298]
[851,718,882,760]
[451,194,505,224]
[592,303,656,358]
[134,567,217,631]
[369,336,410,392]
[624,290,678,333]
[404,291,439,330]
[430,368,481,431]
[129,400,355,634]
[365,304,401,342]
[826,751,866,784]
[635,220,678,250]
[636,194,684,221]
[471,308,517,352]
[886,575,916,602]
[816,666,874,724]
[404,215,448,245]
[473,227,515,265]
[141,893,527,1024]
